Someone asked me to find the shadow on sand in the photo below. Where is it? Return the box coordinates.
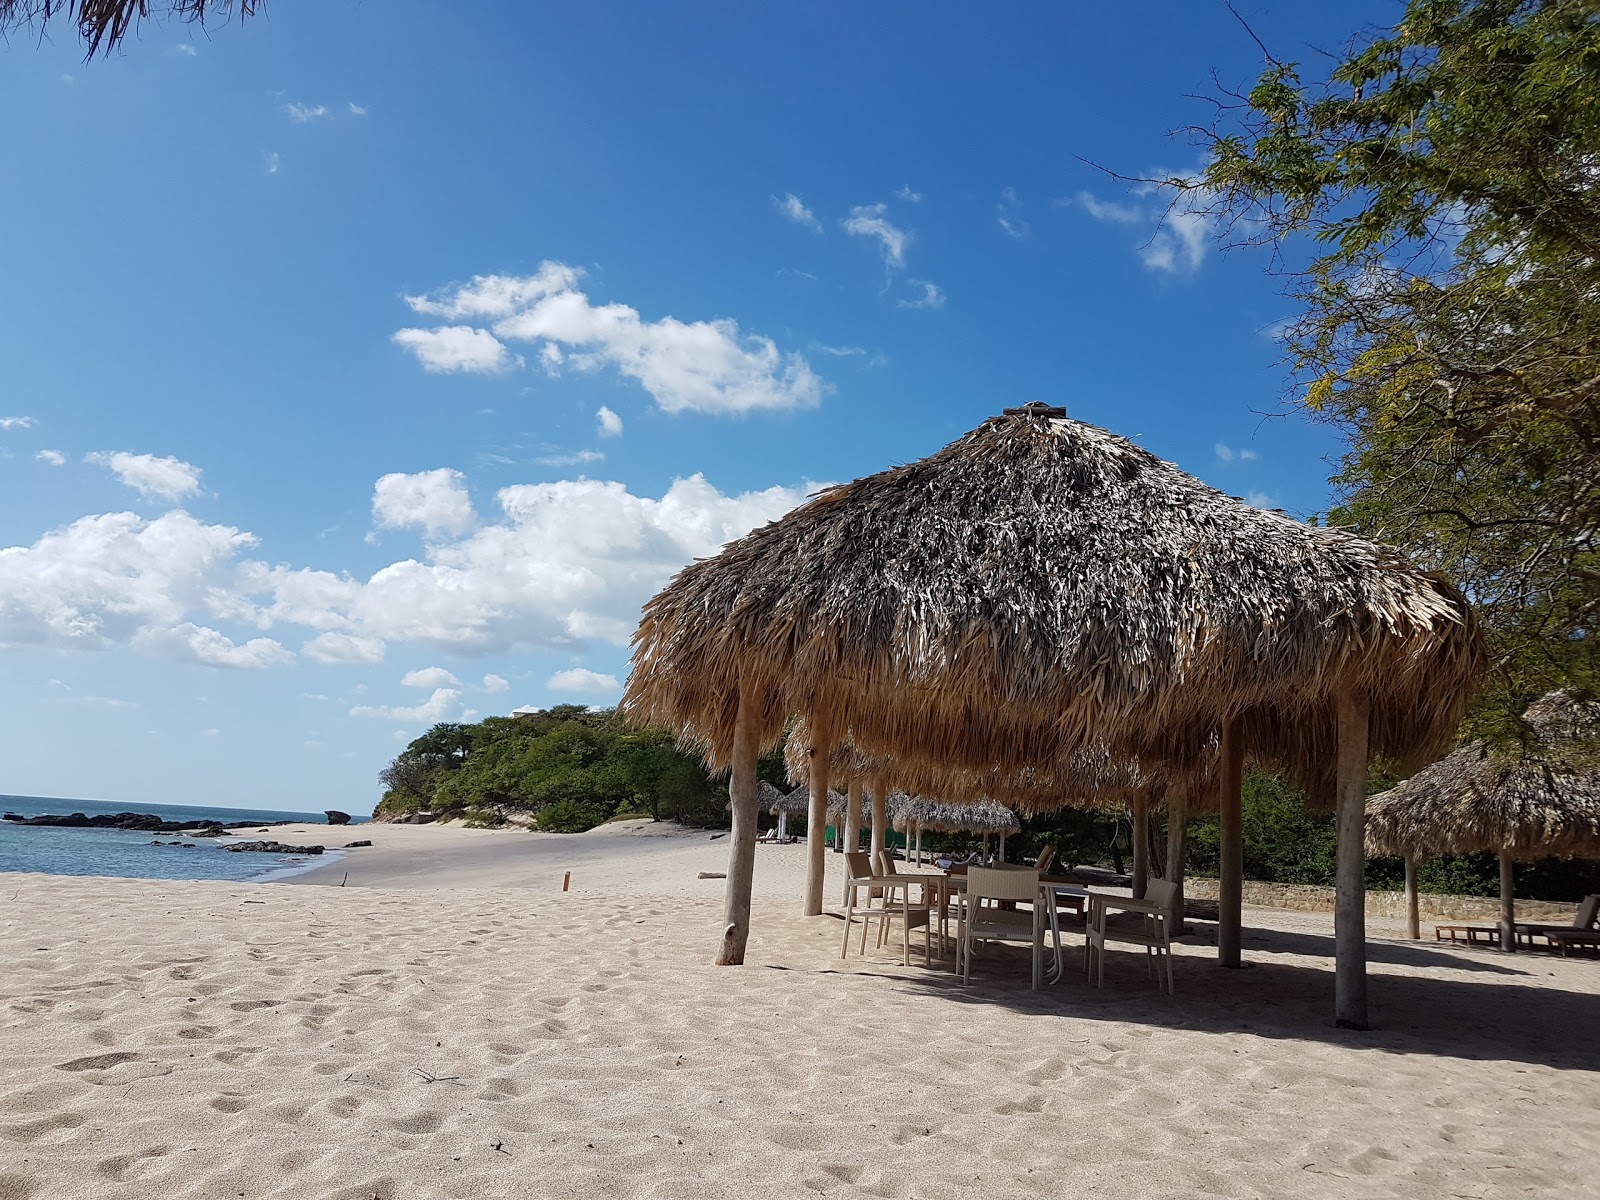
[828,920,1600,1074]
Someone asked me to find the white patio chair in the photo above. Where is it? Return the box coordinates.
[1085,878,1176,994]
[958,866,1058,989]
[841,850,932,966]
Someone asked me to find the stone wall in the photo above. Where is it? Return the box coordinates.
[1183,878,1578,924]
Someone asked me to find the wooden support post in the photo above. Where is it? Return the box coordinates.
[844,778,863,854]
[1166,793,1188,931]
[1131,790,1150,900]
[1499,851,1517,952]
[915,824,923,865]
[1404,854,1420,941]
[1218,715,1246,969]
[980,832,989,862]
[776,811,787,842]
[869,777,887,870]
[1335,691,1371,1029]
[802,707,835,917]
[998,833,1006,863]
[715,689,761,965]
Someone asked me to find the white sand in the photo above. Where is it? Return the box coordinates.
[3,820,1598,1199]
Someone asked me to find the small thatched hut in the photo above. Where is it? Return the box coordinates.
[628,403,1484,1028]
[890,795,1020,864]
[1366,691,1600,945]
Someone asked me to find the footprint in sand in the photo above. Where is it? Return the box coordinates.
[0,1174,38,1199]
[388,1111,446,1135]
[208,1095,248,1114]
[228,1000,285,1012]
[0,1112,88,1145]
[87,1029,117,1047]
[95,1147,173,1185]
[1022,1058,1069,1086]
[54,1052,138,1073]
[176,1025,219,1040]
[994,1094,1047,1116]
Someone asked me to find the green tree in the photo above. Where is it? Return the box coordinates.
[1180,0,1600,738]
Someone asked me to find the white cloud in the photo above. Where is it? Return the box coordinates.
[842,203,910,270]
[175,42,197,55]
[283,102,331,123]
[203,727,220,736]
[348,102,368,116]
[36,450,65,466]
[1076,177,1215,276]
[402,666,462,689]
[1,471,821,668]
[372,469,476,539]
[1246,491,1277,509]
[133,622,292,670]
[773,193,821,232]
[349,687,461,722]
[536,450,604,468]
[482,673,510,693]
[895,186,923,204]
[302,631,386,665]
[87,451,203,502]
[898,281,946,310]
[392,325,518,374]
[1215,444,1259,464]
[265,152,281,175]
[404,265,825,415]
[996,187,1029,240]
[0,416,37,430]
[548,668,621,695]
[597,406,623,437]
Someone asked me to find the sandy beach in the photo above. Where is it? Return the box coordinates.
[3,819,1598,1200]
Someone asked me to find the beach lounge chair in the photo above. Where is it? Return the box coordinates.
[1434,923,1501,947]
[1513,894,1599,950]
[1085,879,1176,994]
[1035,844,1057,873]
[959,866,1057,989]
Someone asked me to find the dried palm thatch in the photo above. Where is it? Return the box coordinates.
[890,796,1020,836]
[626,405,1483,801]
[1366,692,1600,860]
[0,0,256,58]
[765,785,811,818]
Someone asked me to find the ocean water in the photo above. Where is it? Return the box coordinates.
[0,795,365,883]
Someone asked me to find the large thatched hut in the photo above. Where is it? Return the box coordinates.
[891,795,1020,864]
[627,403,1483,1028]
[1366,691,1600,945]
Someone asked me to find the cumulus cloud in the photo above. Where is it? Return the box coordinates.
[133,622,292,670]
[372,469,475,539]
[0,416,36,430]
[87,451,203,502]
[548,667,621,695]
[392,325,518,374]
[597,406,623,437]
[265,152,281,175]
[842,203,910,270]
[402,666,462,689]
[175,42,197,55]
[773,193,821,232]
[898,281,946,310]
[895,186,923,203]
[1075,176,1215,276]
[482,673,510,693]
[349,687,461,722]
[403,264,825,415]
[36,450,65,466]
[0,472,821,670]
[348,102,368,116]
[536,450,603,468]
[1214,444,1259,464]
[995,187,1029,240]
[283,102,331,122]
[302,631,386,664]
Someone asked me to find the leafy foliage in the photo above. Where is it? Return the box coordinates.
[375,707,726,832]
[1185,0,1600,738]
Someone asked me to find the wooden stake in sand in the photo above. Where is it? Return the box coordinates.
[563,872,571,892]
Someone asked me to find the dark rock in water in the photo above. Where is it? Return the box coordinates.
[11,811,296,834]
[343,839,372,848]
[2,812,23,822]
[182,843,196,848]
[324,810,352,826]
[224,840,324,855]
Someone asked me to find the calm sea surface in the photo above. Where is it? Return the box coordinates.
[0,795,365,883]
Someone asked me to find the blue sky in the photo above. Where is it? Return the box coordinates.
[0,2,1398,813]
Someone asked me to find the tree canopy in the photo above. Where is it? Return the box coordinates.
[1182,0,1600,742]
[0,0,256,58]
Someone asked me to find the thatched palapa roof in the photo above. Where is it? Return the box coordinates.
[628,403,1483,805]
[1366,692,1600,860]
[890,796,1020,835]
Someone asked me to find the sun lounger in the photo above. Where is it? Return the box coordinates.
[1546,929,1600,957]
[1513,894,1599,950]
[1434,924,1500,947]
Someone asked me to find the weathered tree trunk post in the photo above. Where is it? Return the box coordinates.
[1404,854,1420,941]
[1165,793,1188,931]
[869,776,888,870]
[776,811,788,841]
[998,832,1007,863]
[803,706,835,916]
[843,778,863,855]
[1335,691,1371,1029]
[715,689,762,965]
[1218,715,1246,969]
[1131,790,1150,900]
[980,831,989,862]
[1498,851,1517,952]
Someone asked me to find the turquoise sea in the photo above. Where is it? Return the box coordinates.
[0,794,365,883]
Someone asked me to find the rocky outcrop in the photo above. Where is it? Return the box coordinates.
[343,839,372,848]
[324,810,352,826]
[7,812,292,835]
[223,840,325,855]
